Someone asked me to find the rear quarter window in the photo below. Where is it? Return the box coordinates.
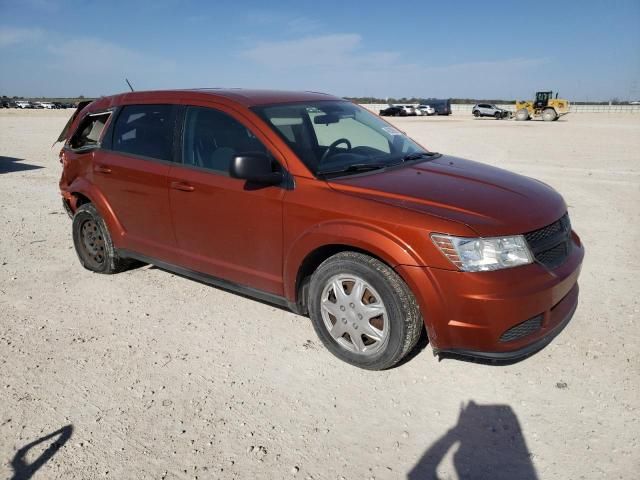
[112,105,176,161]
[69,112,111,150]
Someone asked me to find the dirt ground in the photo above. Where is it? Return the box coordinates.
[1,109,639,480]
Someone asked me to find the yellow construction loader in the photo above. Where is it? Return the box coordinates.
[515,91,570,121]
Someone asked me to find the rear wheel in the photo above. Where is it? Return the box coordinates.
[72,203,134,274]
[515,109,530,121]
[473,110,480,117]
[542,108,557,122]
[308,252,423,370]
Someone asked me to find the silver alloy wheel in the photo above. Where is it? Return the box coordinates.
[320,274,389,355]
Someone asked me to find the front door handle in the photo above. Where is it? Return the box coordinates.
[95,165,112,174]
[170,181,195,192]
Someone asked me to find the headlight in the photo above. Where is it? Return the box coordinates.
[431,234,533,272]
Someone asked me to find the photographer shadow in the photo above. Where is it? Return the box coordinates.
[10,425,73,480]
[408,402,538,480]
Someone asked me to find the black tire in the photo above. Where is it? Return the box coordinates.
[494,111,501,119]
[72,203,133,274]
[308,252,423,370]
[473,110,480,117]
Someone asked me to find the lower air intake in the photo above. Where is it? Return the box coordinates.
[499,314,543,342]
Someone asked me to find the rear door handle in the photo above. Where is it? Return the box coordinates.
[95,165,112,174]
[170,181,195,192]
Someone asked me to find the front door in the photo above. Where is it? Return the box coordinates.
[168,105,285,295]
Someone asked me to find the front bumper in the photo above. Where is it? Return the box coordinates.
[396,232,584,360]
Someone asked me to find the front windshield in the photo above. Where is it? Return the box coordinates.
[252,101,427,176]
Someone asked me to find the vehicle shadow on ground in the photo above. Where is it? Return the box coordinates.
[10,425,73,480]
[144,264,293,313]
[143,264,435,367]
[0,156,44,174]
[408,402,538,480]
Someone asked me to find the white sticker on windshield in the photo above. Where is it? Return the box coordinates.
[382,126,403,135]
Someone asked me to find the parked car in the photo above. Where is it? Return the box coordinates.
[422,98,452,115]
[472,104,509,119]
[58,89,584,370]
[379,105,405,117]
[15,101,32,109]
[415,105,436,116]
[38,102,55,109]
[400,105,416,116]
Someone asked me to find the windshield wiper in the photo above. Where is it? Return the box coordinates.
[317,162,396,176]
[402,151,441,162]
[317,152,440,177]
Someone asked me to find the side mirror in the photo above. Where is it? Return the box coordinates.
[229,152,283,185]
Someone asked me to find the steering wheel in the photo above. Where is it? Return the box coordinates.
[319,138,352,164]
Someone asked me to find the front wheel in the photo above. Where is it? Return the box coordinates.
[542,108,557,122]
[515,109,530,121]
[308,252,423,370]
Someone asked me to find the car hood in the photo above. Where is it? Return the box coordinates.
[327,155,567,236]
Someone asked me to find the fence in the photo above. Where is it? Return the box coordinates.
[360,103,640,114]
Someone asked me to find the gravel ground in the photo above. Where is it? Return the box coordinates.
[1,109,639,479]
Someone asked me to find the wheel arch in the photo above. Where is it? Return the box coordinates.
[63,179,125,244]
[293,243,394,314]
[284,221,425,313]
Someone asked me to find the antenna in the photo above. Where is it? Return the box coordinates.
[125,78,135,92]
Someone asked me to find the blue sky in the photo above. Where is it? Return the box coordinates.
[1,0,639,100]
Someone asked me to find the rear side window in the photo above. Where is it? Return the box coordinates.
[112,105,176,161]
[69,112,111,150]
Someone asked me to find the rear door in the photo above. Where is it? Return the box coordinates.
[168,105,285,295]
[93,104,179,262]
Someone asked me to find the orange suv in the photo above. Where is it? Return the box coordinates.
[58,89,584,369]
